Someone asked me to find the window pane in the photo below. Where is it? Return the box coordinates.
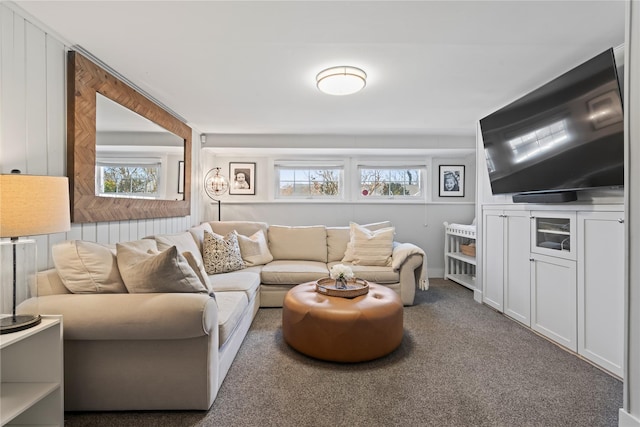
[276,166,342,198]
[98,165,160,198]
[359,167,423,197]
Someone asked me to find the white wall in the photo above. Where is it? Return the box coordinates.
[621,1,640,425]
[0,4,199,271]
[199,134,477,279]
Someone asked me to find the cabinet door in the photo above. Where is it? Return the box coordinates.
[577,211,624,377]
[483,211,504,311]
[531,254,577,351]
[504,212,531,326]
[531,211,576,260]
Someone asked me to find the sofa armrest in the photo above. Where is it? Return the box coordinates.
[18,293,217,341]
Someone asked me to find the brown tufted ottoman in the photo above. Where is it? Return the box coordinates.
[282,281,403,362]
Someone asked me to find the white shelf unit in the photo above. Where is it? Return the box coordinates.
[0,316,63,427]
[443,222,477,289]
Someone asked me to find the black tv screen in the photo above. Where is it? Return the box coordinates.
[480,48,624,195]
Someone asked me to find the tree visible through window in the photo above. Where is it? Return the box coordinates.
[276,167,342,198]
[97,164,160,198]
[359,167,422,197]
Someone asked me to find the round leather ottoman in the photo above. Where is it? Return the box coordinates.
[282,281,403,362]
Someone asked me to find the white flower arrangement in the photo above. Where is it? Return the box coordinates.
[329,264,354,281]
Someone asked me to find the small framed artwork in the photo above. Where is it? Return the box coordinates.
[229,162,256,195]
[177,161,185,194]
[439,165,465,197]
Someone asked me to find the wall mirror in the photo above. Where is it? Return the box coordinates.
[67,51,191,223]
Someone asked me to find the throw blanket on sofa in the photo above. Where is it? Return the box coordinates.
[392,243,429,290]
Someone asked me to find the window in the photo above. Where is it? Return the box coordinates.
[358,166,424,198]
[96,162,160,198]
[275,162,343,199]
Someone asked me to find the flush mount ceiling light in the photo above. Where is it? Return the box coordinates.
[316,66,367,96]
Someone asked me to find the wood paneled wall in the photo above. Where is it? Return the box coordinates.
[0,4,199,270]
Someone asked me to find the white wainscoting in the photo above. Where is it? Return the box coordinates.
[0,4,198,270]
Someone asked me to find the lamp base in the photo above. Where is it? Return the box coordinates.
[0,314,41,334]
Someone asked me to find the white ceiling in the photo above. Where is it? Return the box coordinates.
[13,1,625,136]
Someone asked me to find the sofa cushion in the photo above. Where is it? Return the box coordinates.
[215,291,248,348]
[52,240,129,294]
[236,230,273,266]
[155,231,204,267]
[342,222,395,266]
[116,243,208,294]
[210,221,269,239]
[327,262,400,284]
[203,231,245,274]
[188,222,214,255]
[268,225,327,262]
[155,231,212,292]
[207,270,261,301]
[327,221,393,262]
[260,260,328,285]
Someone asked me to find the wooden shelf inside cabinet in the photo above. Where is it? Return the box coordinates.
[444,222,477,290]
[0,316,63,427]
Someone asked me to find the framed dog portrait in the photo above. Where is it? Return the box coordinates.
[439,165,465,197]
[229,162,256,195]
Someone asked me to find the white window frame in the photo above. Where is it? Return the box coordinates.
[355,162,427,202]
[274,160,345,200]
[96,158,162,199]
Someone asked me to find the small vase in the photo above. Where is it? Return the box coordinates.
[336,277,347,289]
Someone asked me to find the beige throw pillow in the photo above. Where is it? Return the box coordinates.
[203,231,246,274]
[236,230,273,266]
[342,222,395,266]
[52,240,129,293]
[327,221,393,262]
[116,243,208,294]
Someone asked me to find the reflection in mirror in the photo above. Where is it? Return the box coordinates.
[95,94,185,201]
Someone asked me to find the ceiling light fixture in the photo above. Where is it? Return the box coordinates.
[316,66,367,96]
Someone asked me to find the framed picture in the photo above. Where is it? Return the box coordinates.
[177,161,185,194]
[229,162,256,195]
[439,165,465,197]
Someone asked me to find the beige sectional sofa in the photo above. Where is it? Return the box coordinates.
[18,220,426,411]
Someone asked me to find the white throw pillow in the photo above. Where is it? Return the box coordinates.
[116,243,208,294]
[203,231,246,274]
[236,230,273,266]
[52,240,130,294]
[342,222,395,266]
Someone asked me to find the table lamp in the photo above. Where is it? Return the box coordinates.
[0,172,70,334]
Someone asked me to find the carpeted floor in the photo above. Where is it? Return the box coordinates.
[64,279,622,427]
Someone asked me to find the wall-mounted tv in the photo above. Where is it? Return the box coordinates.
[479,48,624,200]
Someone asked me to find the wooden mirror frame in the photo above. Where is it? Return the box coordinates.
[67,51,191,223]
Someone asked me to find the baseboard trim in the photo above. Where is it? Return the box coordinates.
[473,289,483,303]
[619,409,640,427]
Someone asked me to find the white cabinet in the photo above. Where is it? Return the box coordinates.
[577,211,624,377]
[531,211,576,260]
[530,253,577,351]
[481,205,624,377]
[443,222,476,290]
[482,209,530,325]
[0,316,63,426]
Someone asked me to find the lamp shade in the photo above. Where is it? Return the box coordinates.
[0,174,71,238]
[316,66,367,96]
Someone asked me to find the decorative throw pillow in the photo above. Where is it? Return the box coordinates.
[182,251,215,297]
[203,230,246,274]
[342,222,395,266]
[52,240,129,293]
[115,243,208,294]
[236,230,273,266]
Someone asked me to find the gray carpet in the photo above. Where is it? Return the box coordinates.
[64,279,622,427]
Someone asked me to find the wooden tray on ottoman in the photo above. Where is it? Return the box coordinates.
[315,277,369,298]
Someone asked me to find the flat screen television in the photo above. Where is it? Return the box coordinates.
[479,48,624,199]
